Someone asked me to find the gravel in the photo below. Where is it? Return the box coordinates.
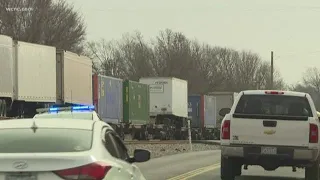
[125,143,220,159]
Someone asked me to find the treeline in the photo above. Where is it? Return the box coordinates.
[85,30,285,94]
[291,67,320,110]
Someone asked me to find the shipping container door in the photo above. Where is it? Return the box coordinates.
[92,75,99,110]
[98,76,123,124]
[0,35,14,99]
[129,81,149,125]
[188,95,201,128]
[204,95,217,128]
[123,80,129,124]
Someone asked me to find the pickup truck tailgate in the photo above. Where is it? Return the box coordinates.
[229,93,313,147]
[230,117,310,147]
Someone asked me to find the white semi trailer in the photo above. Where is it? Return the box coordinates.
[139,77,188,140]
[0,35,92,118]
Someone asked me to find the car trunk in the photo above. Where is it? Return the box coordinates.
[0,153,95,180]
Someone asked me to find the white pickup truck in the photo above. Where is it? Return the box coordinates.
[219,90,320,180]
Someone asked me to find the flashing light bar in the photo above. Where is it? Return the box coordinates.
[36,105,95,113]
[49,105,95,112]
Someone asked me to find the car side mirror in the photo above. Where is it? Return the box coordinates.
[219,108,231,117]
[128,149,151,163]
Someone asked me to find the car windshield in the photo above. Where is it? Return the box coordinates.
[34,112,93,120]
[235,95,313,117]
[0,128,93,153]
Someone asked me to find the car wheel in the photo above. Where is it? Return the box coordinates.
[305,158,320,180]
[221,156,235,180]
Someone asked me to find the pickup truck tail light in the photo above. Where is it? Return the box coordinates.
[221,120,231,140]
[309,123,318,143]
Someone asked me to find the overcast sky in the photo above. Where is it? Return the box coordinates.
[68,0,320,85]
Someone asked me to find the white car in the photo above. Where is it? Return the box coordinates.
[219,90,320,180]
[34,106,101,121]
[0,118,150,180]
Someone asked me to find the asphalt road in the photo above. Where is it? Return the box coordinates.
[137,149,307,180]
[190,165,304,180]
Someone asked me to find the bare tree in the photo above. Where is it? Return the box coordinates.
[152,29,195,77]
[211,49,285,92]
[86,32,155,80]
[189,42,223,94]
[303,67,320,93]
[290,67,320,110]
[86,29,286,94]
[85,39,127,78]
[152,29,202,92]
[119,32,156,81]
[0,0,86,53]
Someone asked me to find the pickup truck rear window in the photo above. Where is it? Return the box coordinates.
[234,95,313,119]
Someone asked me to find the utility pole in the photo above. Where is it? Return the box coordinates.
[270,51,274,89]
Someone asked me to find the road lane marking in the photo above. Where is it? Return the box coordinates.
[185,164,220,179]
[166,163,220,180]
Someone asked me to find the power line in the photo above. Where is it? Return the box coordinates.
[76,6,320,12]
[274,50,320,59]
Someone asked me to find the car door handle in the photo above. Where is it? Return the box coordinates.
[263,120,277,127]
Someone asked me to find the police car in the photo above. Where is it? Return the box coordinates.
[0,117,150,180]
[34,105,101,121]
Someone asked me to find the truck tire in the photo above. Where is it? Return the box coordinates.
[2,100,6,117]
[221,156,235,180]
[305,158,320,180]
[0,100,4,116]
[235,164,242,176]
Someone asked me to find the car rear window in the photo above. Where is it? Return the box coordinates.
[0,129,92,153]
[234,95,313,118]
[34,112,93,120]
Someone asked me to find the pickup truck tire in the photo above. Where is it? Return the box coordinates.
[235,165,242,176]
[305,158,320,180]
[221,156,237,180]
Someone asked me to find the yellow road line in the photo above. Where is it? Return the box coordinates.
[185,164,220,179]
[166,163,221,180]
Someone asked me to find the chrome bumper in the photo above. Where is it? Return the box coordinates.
[221,145,319,161]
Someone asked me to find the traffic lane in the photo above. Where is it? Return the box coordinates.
[136,150,221,180]
[189,165,304,180]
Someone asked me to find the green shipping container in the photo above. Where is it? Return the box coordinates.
[123,80,150,125]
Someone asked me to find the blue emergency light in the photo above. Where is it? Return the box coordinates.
[72,105,95,111]
[49,107,59,111]
[48,105,95,113]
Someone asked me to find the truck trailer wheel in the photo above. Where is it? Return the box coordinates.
[2,100,7,117]
[0,100,4,116]
[305,158,320,180]
[221,156,235,180]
